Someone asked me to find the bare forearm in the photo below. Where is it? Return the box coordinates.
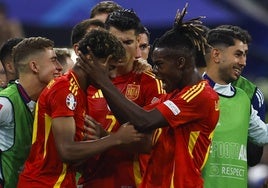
[58,135,120,163]
[118,133,153,154]
[100,80,149,126]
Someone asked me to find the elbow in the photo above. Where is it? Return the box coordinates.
[131,117,154,132]
[57,144,76,163]
[134,121,159,132]
[132,111,164,132]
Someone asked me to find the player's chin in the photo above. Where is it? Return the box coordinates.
[232,74,240,82]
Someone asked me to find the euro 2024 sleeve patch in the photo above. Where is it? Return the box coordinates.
[66,93,77,110]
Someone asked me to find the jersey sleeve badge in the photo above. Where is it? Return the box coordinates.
[163,100,180,115]
[66,93,77,110]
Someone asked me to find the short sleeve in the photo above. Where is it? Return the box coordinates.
[46,86,76,118]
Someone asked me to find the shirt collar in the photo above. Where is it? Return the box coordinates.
[203,73,235,97]
[15,80,36,113]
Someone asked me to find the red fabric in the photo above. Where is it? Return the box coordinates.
[87,71,164,131]
[140,80,219,188]
[79,71,164,188]
[17,71,86,188]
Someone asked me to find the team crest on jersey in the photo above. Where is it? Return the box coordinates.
[125,84,140,101]
[66,93,77,110]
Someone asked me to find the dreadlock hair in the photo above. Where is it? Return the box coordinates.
[194,24,210,68]
[105,9,142,35]
[78,28,125,61]
[207,25,252,48]
[152,3,208,63]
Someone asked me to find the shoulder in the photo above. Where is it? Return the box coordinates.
[0,84,18,96]
[141,70,157,78]
[185,80,218,100]
[140,71,163,85]
[234,85,255,99]
[46,73,76,92]
[178,81,219,111]
[0,85,21,106]
[0,97,13,116]
[232,76,257,98]
[43,73,82,102]
[139,71,165,94]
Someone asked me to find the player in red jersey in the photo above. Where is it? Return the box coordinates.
[79,9,165,188]
[79,4,219,188]
[17,29,144,188]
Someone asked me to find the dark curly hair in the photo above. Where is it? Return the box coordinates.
[78,28,125,61]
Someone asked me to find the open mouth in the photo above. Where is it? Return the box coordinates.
[233,67,242,77]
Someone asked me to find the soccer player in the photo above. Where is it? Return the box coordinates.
[197,25,265,167]
[138,25,151,61]
[0,37,24,90]
[71,18,105,55]
[89,1,122,23]
[55,48,74,73]
[218,25,265,167]
[79,4,220,188]
[0,37,63,187]
[0,38,23,85]
[79,9,165,188]
[17,29,144,188]
[202,25,268,188]
[196,24,265,167]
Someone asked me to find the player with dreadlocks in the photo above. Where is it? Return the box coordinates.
[79,3,219,188]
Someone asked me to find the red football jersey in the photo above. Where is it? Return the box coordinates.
[88,71,164,131]
[17,71,86,188]
[80,71,165,188]
[139,80,219,188]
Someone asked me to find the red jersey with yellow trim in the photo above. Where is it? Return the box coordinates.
[140,80,219,188]
[88,70,164,131]
[80,71,165,188]
[17,71,86,188]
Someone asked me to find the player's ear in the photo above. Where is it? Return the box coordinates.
[73,43,79,56]
[176,57,186,69]
[211,48,221,64]
[104,55,113,66]
[29,61,38,73]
